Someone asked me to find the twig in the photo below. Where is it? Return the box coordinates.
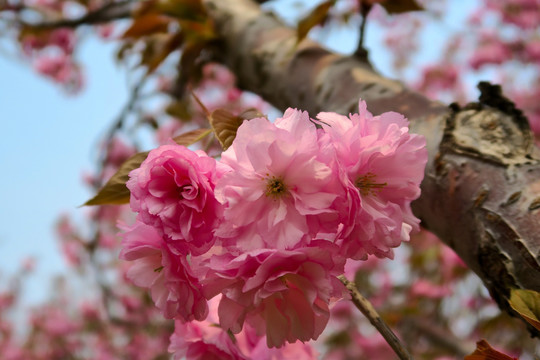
[19,0,134,29]
[403,317,474,357]
[353,0,371,60]
[338,275,414,360]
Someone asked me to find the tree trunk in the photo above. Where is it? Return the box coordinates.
[201,0,540,332]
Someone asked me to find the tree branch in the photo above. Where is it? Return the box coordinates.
[19,0,134,29]
[339,275,413,360]
[200,0,540,335]
[402,317,474,357]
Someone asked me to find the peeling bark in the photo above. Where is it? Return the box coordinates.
[201,0,540,333]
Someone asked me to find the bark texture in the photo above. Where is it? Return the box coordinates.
[201,0,540,332]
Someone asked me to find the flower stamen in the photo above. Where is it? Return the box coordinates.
[265,176,288,199]
[355,172,387,196]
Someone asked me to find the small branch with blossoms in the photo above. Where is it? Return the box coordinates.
[87,98,428,358]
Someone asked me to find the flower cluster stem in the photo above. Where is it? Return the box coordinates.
[338,275,414,360]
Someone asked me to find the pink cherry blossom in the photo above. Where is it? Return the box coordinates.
[169,296,319,359]
[469,32,512,70]
[248,337,319,360]
[215,109,341,251]
[170,321,249,360]
[169,296,249,360]
[523,38,540,62]
[119,219,208,322]
[485,0,540,29]
[33,54,83,91]
[204,243,346,348]
[127,144,226,255]
[410,279,451,299]
[416,63,460,99]
[105,137,136,167]
[48,28,76,54]
[316,100,427,260]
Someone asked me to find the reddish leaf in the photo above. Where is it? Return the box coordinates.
[116,41,135,63]
[156,0,206,22]
[376,0,423,14]
[209,108,266,150]
[297,1,335,44]
[17,26,53,50]
[465,340,517,360]
[121,13,171,39]
[133,0,160,17]
[509,288,540,332]
[145,32,184,74]
[165,100,192,120]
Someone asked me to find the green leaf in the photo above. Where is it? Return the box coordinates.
[378,0,423,14]
[465,339,517,360]
[84,129,211,206]
[209,108,266,150]
[509,288,540,331]
[296,0,335,44]
[83,151,149,206]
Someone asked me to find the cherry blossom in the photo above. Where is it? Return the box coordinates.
[317,100,427,260]
[119,219,208,322]
[215,110,341,252]
[203,243,346,348]
[127,144,227,255]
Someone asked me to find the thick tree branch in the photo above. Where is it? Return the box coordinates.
[201,0,540,334]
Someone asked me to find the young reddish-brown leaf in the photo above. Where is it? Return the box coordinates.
[121,13,171,39]
[116,41,135,63]
[465,340,517,360]
[165,100,192,121]
[209,108,266,150]
[84,129,211,206]
[136,31,183,75]
[172,128,212,146]
[296,0,335,44]
[156,0,206,22]
[509,288,540,331]
[178,18,216,44]
[83,151,149,206]
[18,26,52,45]
[145,32,184,74]
[133,0,160,17]
[376,0,423,14]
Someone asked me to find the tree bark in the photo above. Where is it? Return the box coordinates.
[201,0,540,332]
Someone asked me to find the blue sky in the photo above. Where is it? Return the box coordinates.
[0,37,129,304]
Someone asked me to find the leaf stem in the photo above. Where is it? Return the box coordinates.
[338,275,414,360]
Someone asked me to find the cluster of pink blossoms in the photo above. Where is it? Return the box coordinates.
[119,100,427,356]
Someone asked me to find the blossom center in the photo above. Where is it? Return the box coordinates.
[265,176,288,199]
[355,172,387,196]
[177,184,193,199]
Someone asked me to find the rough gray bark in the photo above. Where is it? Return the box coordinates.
[201,0,540,332]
